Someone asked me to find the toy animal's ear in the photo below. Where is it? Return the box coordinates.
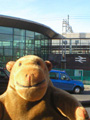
[6,61,15,72]
[45,61,52,71]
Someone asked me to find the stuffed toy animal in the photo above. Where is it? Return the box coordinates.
[0,55,89,120]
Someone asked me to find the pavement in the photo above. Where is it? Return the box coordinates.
[84,85,90,91]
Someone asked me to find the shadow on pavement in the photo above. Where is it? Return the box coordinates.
[83,90,90,95]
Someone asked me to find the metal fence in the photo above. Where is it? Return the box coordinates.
[53,68,90,85]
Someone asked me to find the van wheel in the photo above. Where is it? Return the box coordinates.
[74,87,81,94]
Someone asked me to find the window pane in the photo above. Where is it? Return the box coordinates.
[0,41,12,48]
[26,30,34,38]
[4,56,12,63]
[26,37,34,44]
[13,49,20,58]
[35,32,41,39]
[14,28,25,36]
[4,48,12,56]
[14,41,25,49]
[50,72,59,79]
[0,34,13,41]
[14,35,25,41]
[0,48,3,55]
[60,73,69,80]
[0,26,13,34]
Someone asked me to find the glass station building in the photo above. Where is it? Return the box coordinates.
[0,15,90,71]
[0,15,62,67]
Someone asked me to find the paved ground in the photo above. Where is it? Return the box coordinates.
[73,85,90,118]
[84,85,90,91]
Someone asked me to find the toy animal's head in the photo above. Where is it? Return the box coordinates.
[6,55,52,102]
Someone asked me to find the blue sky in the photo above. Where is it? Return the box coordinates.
[0,0,90,33]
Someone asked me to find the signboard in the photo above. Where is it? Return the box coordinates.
[75,56,86,63]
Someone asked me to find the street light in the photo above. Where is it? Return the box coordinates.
[61,40,67,69]
[75,40,79,54]
[63,40,68,58]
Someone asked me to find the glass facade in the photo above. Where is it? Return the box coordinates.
[0,26,51,67]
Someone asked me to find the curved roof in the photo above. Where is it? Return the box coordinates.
[0,15,64,39]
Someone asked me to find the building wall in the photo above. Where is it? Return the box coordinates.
[62,33,90,39]
[51,33,90,70]
[48,54,90,70]
[66,54,90,70]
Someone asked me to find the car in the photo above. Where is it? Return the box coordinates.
[0,67,9,94]
[50,69,84,94]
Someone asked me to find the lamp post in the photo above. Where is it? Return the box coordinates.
[61,40,67,69]
[75,40,79,54]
